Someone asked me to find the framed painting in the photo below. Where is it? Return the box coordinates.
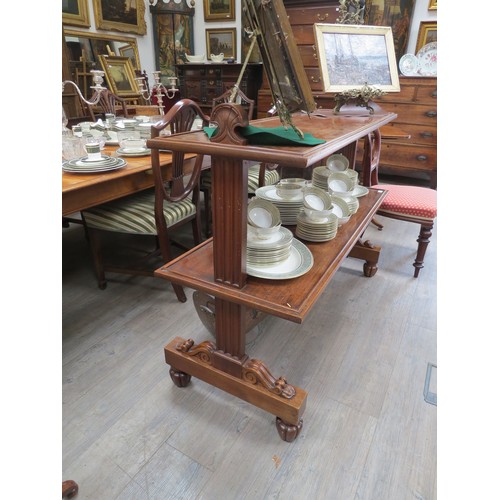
[206,28,237,60]
[416,21,437,53]
[314,24,400,93]
[119,44,140,70]
[151,12,194,79]
[203,0,235,22]
[92,0,146,35]
[98,55,141,96]
[363,0,415,64]
[62,0,90,28]
[428,0,437,10]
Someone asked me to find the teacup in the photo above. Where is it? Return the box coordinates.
[119,138,147,152]
[84,141,102,161]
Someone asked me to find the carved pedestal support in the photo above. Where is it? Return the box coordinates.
[165,336,307,441]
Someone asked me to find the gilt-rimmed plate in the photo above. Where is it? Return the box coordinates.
[115,147,151,157]
[246,238,313,280]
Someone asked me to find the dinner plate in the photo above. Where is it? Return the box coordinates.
[399,54,419,76]
[62,157,127,173]
[246,238,313,280]
[115,147,152,157]
[416,42,437,76]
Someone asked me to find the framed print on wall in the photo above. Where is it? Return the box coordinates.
[92,0,146,35]
[416,21,437,53]
[98,55,141,97]
[364,0,415,64]
[203,0,235,22]
[428,0,437,10]
[62,0,90,28]
[206,28,236,59]
[314,24,400,93]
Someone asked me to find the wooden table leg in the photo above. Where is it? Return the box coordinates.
[348,239,381,277]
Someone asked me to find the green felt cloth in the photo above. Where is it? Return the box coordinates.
[203,125,325,146]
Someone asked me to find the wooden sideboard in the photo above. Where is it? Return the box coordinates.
[176,63,263,119]
[355,76,437,188]
[255,1,437,188]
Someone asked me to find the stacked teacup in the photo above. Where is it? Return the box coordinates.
[296,186,338,242]
[247,198,293,267]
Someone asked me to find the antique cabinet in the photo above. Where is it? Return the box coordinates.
[256,1,437,188]
[356,76,437,188]
[176,63,263,119]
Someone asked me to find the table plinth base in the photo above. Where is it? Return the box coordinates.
[165,336,307,441]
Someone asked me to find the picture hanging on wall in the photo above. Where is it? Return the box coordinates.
[206,28,237,60]
[363,0,415,63]
[203,0,235,22]
[416,21,437,53]
[151,8,194,79]
[92,0,146,35]
[62,0,90,28]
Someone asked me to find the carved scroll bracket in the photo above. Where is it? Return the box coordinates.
[209,103,249,145]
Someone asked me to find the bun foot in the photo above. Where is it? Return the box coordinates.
[276,416,303,442]
[169,367,191,387]
[62,480,78,498]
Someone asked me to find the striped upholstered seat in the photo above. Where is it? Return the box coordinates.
[82,190,196,235]
[81,99,211,302]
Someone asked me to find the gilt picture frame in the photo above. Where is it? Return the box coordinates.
[118,43,140,70]
[428,0,437,10]
[62,0,90,28]
[92,0,146,35]
[206,28,237,59]
[314,23,400,93]
[203,0,235,22]
[416,21,437,53]
[98,55,141,97]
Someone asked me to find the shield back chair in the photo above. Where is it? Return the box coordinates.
[81,99,210,302]
[200,87,280,236]
[361,128,437,277]
[82,88,130,121]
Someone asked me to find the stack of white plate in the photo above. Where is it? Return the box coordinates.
[247,226,294,267]
[254,185,304,225]
[311,166,332,190]
[296,210,338,242]
[62,155,127,173]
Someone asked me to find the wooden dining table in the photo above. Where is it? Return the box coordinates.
[62,144,198,216]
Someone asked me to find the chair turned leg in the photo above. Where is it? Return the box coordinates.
[371,217,384,230]
[172,283,187,302]
[85,227,107,289]
[413,222,434,278]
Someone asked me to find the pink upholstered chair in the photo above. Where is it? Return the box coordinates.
[361,128,437,277]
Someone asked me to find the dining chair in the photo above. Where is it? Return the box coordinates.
[81,99,210,302]
[361,128,437,277]
[82,88,130,121]
[200,87,280,236]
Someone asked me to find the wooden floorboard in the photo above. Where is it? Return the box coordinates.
[62,213,437,499]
